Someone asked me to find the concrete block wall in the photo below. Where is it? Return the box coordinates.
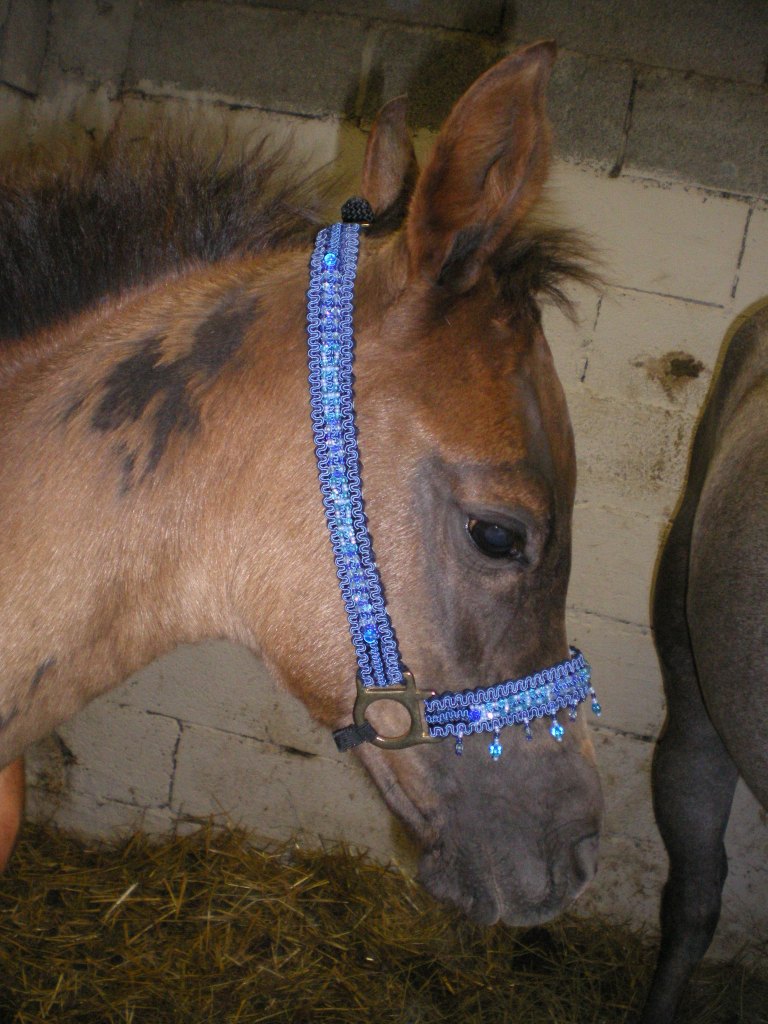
[3,0,767,963]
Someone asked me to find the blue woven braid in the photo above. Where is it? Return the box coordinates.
[307,222,402,689]
[307,221,602,757]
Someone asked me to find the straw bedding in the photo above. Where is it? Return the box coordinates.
[0,823,764,1024]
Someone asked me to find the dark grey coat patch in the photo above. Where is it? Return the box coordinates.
[91,289,260,481]
[29,657,56,695]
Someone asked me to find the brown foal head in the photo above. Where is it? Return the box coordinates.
[263,42,603,926]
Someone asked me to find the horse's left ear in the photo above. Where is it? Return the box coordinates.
[360,96,418,233]
[406,41,556,292]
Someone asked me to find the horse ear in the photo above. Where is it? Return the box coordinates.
[360,96,418,232]
[406,40,556,292]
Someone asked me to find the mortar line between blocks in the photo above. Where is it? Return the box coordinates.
[0,78,37,100]
[139,709,271,745]
[730,205,755,301]
[120,85,337,123]
[613,285,726,309]
[116,0,140,98]
[352,24,380,122]
[27,0,54,100]
[608,68,637,179]
[496,0,508,35]
[567,604,651,630]
[618,169,762,203]
[167,718,183,808]
[592,293,604,332]
[158,715,343,764]
[577,294,604,382]
[592,723,656,744]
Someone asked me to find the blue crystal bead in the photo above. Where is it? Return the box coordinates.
[455,734,464,757]
[489,731,503,760]
[362,625,378,644]
[468,707,482,722]
[591,699,602,716]
[323,252,338,268]
[523,720,533,742]
[550,718,565,742]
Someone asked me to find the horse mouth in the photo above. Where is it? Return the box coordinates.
[417,865,583,928]
[417,828,600,928]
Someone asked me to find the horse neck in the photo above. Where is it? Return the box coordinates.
[0,250,317,702]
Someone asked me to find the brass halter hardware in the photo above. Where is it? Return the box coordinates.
[353,670,441,750]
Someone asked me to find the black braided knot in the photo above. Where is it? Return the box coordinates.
[341,196,375,224]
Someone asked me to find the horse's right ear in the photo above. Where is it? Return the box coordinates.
[406,41,556,293]
[360,96,418,233]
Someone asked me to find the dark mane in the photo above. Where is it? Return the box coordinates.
[0,128,324,343]
[493,222,600,320]
[0,125,598,345]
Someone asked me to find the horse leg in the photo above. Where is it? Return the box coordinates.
[639,527,738,1024]
[641,702,738,1022]
[0,757,25,871]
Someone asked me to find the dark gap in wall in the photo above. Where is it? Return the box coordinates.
[608,69,638,178]
[730,206,754,300]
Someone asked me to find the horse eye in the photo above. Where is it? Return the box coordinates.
[466,518,527,560]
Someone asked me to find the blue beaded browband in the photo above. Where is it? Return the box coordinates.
[307,212,601,759]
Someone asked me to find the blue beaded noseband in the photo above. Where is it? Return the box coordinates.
[306,209,601,759]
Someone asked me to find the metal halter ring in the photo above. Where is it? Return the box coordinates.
[352,670,441,750]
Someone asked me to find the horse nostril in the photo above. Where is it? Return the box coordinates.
[570,831,599,889]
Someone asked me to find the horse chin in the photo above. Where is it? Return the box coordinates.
[357,737,602,927]
[417,826,600,928]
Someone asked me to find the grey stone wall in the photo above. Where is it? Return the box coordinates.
[1,0,766,194]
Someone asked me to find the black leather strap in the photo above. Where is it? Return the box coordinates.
[332,721,377,752]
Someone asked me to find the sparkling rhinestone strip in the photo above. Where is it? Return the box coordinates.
[423,648,598,744]
[307,222,402,689]
[307,223,601,754]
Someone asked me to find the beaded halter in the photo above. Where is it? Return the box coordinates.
[306,204,601,759]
